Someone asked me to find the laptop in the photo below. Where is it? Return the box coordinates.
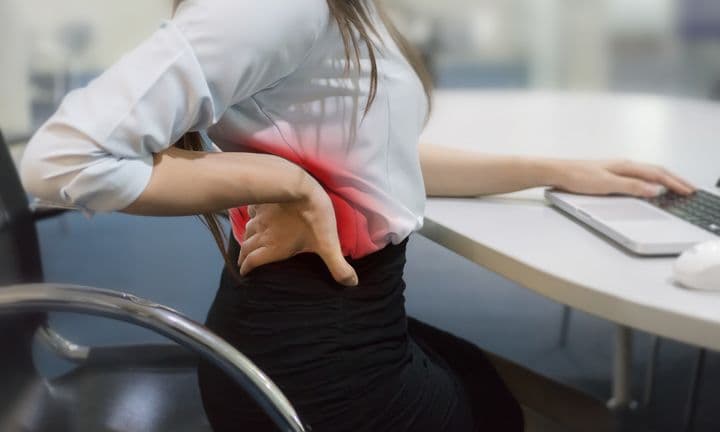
[546,185,720,255]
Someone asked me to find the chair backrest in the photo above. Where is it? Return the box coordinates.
[0,130,45,391]
[0,131,43,284]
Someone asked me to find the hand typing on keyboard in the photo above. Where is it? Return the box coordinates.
[647,191,720,234]
[550,159,695,198]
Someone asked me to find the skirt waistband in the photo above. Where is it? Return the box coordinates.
[226,233,410,290]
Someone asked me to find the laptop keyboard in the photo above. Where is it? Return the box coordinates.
[646,190,720,235]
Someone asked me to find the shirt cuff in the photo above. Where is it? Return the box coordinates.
[59,153,155,213]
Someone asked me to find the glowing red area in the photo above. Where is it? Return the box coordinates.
[228,136,382,259]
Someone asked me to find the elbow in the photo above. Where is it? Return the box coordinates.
[19,138,62,204]
[19,126,155,213]
[19,129,94,209]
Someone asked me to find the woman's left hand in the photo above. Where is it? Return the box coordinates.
[550,159,696,198]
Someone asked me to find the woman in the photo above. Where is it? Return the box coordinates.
[20,0,694,430]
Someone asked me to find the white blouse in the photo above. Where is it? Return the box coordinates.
[20,0,428,258]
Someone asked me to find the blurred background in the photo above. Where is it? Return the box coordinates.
[3,0,720,141]
[3,1,720,431]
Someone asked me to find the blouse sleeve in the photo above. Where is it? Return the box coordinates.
[20,0,328,212]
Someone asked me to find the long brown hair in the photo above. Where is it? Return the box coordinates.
[172,0,433,270]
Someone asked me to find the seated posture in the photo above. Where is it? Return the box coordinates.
[20,0,694,430]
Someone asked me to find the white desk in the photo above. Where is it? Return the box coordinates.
[419,90,720,408]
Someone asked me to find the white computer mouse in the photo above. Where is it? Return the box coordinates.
[674,240,720,291]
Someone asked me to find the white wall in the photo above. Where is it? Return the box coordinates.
[1,1,170,135]
[0,0,30,135]
[21,0,171,71]
[608,0,676,36]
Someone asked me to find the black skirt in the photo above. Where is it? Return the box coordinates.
[197,235,524,432]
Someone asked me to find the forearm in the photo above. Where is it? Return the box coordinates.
[419,144,558,197]
[122,147,312,216]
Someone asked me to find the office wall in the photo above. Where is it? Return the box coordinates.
[390,0,611,89]
[388,0,682,90]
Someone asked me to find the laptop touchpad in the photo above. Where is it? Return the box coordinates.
[578,201,671,222]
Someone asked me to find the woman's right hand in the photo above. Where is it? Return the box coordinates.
[549,159,695,198]
[237,174,359,287]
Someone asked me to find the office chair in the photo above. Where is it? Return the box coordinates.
[0,130,307,432]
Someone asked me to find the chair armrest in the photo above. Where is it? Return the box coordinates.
[0,283,307,432]
[36,323,200,368]
[27,199,73,221]
[35,324,90,362]
[30,207,69,221]
[5,132,33,146]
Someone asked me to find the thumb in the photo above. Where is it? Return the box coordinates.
[318,248,359,287]
[611,177,662,198]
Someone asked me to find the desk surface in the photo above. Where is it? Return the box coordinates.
[419,90,720,351]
